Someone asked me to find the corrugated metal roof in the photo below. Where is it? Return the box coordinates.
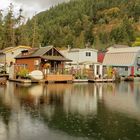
[107,46,140,53]
[103,52,137,66]
[103,47,140,66]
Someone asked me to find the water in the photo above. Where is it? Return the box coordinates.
[0,82,140,140]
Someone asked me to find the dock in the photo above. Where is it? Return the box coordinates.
[89,78,115,83]
[73,79,88,83]
[9,78,31,83]
[45,74,73,83]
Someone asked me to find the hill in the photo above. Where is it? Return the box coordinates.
[1,0,140,50]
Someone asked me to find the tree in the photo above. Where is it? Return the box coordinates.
[132,37,140,47]
[0,10,4,49]
[75,31,85,48]
[3,3,15,48]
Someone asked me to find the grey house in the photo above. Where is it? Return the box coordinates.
[103,47,140,76]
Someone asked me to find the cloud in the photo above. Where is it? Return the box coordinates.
[13,0,70,9]
[12,0,70,17]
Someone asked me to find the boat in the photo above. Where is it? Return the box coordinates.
[29,70,44,80]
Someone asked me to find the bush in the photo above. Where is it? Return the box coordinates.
[17,68,29,79]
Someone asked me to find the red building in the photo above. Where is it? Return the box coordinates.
[98,51,106,63]
[15,46,71,73]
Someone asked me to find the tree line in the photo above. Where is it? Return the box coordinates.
[0,0,140,50]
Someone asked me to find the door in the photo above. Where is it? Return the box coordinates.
[131,66,134,76]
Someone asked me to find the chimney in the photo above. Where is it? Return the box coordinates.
[21,50,29,56]
[68,45,71,51]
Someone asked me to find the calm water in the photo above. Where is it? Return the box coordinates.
[0,82,140,140]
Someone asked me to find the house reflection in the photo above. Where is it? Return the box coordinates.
[102,82,140,120]
[63,84,97,116]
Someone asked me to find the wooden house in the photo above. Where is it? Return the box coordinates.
[15,46,73,82]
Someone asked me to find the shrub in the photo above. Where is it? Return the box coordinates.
[17,68,29,79]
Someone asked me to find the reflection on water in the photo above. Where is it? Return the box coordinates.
[0,82,140,140]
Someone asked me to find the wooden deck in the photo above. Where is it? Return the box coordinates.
[9,78,31,83]
[45,74,73,83]
[73,79,88,83]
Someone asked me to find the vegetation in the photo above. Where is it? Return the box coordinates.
[0,0,140,50]
[17,68,29,79]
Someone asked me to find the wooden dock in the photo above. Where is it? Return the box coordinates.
[89,78,115,83]
[73,79,88,83]
[9,78,31,83]
[45,74,73,83]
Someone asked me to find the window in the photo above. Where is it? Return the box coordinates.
[86,52,91,57]
[125,67,128,71]
[137,57,140,65]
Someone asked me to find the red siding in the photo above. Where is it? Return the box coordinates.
[16,58,41,72]
[98,52,105,63]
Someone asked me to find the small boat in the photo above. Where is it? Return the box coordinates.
[29,70,44,80]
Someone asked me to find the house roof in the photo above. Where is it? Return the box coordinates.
[61,48,98,53]
[41,56,71,61]
[103,47,140,66]
[109,44,129,49]
[15,46,71,62]
[31,46,53,56]
[0,46,31,54]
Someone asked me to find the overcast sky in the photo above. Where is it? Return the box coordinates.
[0,0,70,17]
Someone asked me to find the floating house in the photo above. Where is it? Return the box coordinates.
[61,48,98,69]
[0,46,31,73]
[15,46,71,72]
[103,47,140,76]
[15,46,73,82]
[60,48,104,79]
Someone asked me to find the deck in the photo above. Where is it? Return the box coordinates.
[9,78,31,83]
[89,78,115,83]
[45,74,73,83]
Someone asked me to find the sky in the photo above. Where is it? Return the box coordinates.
[0,0,70,17]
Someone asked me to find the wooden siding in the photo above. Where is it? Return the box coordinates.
[16,58,41,72]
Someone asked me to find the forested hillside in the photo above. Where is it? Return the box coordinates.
[0,0,140,50]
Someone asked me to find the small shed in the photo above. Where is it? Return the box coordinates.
[103,47,140,76]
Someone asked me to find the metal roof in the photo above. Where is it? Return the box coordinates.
[107,46,140,53]
[103,47,140,66]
